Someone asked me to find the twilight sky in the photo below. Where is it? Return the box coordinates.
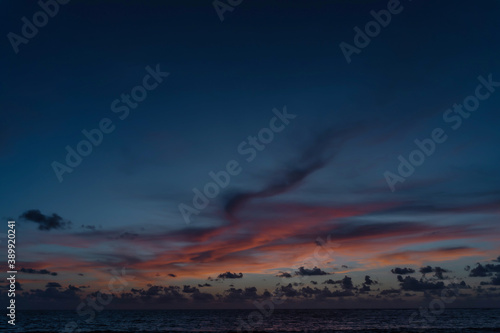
[1,0,500,309]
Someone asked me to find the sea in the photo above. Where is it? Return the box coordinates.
[1,309,499,332]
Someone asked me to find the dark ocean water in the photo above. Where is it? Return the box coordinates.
[1,309,499,332]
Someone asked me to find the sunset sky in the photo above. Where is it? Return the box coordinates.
[1,0,500,309]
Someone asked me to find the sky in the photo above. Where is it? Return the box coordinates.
[1,0,500,310]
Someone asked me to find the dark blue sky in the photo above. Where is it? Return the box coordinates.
[1,0,500,309]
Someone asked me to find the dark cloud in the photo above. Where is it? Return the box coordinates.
[295,266,329,276]
[20,209,71,231]
[391,267,415,275]
[433,267,450,280]
[418,266,450,279]
[191,291,215,302]
[182,285,199,293]
[277,284,301,298]
[398,276,445,291]
[470,264,490,277]
[219,287,259,302]
[20,268,57,276]
[380,289,401,296]
[359,284,371,293]
[198,283,211,288]
[364,275,376,285]
[67,285,81,292]
[323,276,354,290]
[223,126,364,220]
[217,272,243,279]
[168,273,176,278]
[419,266,434,275]
[45,282,62,288]
[276,271,292,278]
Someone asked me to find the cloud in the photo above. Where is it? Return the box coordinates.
[364,275,376,285]
[20,268,57,276]
[217,272,243,279]
[397,276,445,292]
[470,263,500,278]
[45,282,62,288]
[470,264,491,277]
[223,126,364,221]
[391,267,415,275]
[198,283,211,288]
[380,289,401,296]
[276,272,292,278]
[419,266,450,279]
[419,266,434,274]
[182,285,199,293]
[20,209,71,231]
[67,285,81,292]
[323,276,354,290]
[295,266,329,276]
[168,273,177,278]
[219,287,259,302]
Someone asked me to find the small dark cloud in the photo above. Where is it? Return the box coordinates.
[341,265,348,269]
[433,267,450,280]
[295,266,329,276]
[391,267,415,275]
[217,272,243,279]
[20,209,71,231]
[398,276,445,291]
[418,266,449,279]
[81,224,96,231]
[276,271,292,278]
[46,282,62,288]
[168,273,176,278]
[364,275,377,285]
[380,289,401,296]
[198,283,211,288]
[182,285,199,293]
[20,267,57,276]
[419,266,433,274]
[67,285,81,292]
[322,276,354,290]
[470,264,490,277]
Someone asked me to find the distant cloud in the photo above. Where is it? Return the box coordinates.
[470,263,500,277]
[397,276,445,292]
[419,266,450,279]
[20,209,71,231]
[20,268,57,276]
[182,285,199,293]
[295,266,329,276]
[168,273,176,277]
[323,276,354,290]
[276,271,292,278]
[217,272,243,279]
[391,267,415,275]
[46,282,62,288]
[364,275,377,285]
